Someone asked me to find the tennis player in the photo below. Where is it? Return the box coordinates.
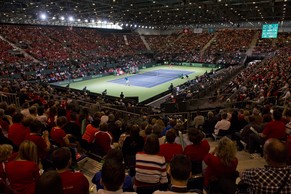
[125,77,130,86]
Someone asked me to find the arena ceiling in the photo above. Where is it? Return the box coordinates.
[0,0,290,28]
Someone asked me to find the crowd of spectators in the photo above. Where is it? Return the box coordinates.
[202,29,256,64]
[0,25,152,82]
[1,97,289,193]
[164,64,242,104]
[0,24,290,193]
[148,29,256,65]
[1,25,289,85]
[216,46,291,107]
[252,32,277,56]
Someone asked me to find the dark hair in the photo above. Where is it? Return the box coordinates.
[248,115,256,123]
[174,123,184,134]
[140,121,148,130]
[144,134,160,155]
[108,114,115,122]
[263,114,272,123]
[285,109,291,117]
[99,122,108,131]
[103,149,124,163]
[57,108,66,117]
[165,129,176,143]
[22,117,34,127]
[145,124,152,135]
[130,124,140,137]
[52,147,71,170]
[188,128,204,144]
[170,155,192,181]
[264,138,288,164]
[37,106,45,116]
[152,124,162,137]
[169,119,177,127]
[6,105,16,116]
[92,112,101,128]
[221,112,228,120]
[22,102,29,109]
[70,112,78,121]
[35,170,64,194]
[101,159,125,191]
[12,113,23,123]
[29,119,43,133]
[29,106,37,115]
[272,110,282,121]
[56,116,67,127]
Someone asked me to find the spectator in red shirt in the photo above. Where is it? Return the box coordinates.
[92,122,113,157]
[262,110,286,139]
[159,129,183,163]
[25,120,50,161]
[50,116,71,147]
[203,137,238,191]
[52,147,89,194]
[6,140,40,194]
[0,144,13,193]
[8,113,30,149]
[184,128,210,174]
[248,109,286,156]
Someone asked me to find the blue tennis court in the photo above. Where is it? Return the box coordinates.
[109,69,194,88]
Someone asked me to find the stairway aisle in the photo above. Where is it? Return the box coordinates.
[200,33,218,56]
[0,35,41,63]
[140,35,151,51]
[246,31,260,56]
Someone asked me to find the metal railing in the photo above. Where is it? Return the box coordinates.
[72,99,144,123]
[0,92,20,107]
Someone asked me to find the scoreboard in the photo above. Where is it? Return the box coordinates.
[261,24,279,38]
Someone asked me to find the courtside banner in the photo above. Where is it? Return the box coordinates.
[193,28,203,33]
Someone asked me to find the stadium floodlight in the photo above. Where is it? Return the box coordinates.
[68,16,74,22]
[52,16,56,20]
[91,19,95,23]
[126,23,128,26]
[134,24,137,27]
[40,13,47,20]
[84,19,88,22]
[60,16,65,21]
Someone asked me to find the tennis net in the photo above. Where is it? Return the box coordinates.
[140,70,185,78]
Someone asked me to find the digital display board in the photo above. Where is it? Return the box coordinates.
[261,24,279,38]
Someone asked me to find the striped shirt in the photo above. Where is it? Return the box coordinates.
[135,152,168,186]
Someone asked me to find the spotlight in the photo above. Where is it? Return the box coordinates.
[68,16,74,22]
[40,13,47,20]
